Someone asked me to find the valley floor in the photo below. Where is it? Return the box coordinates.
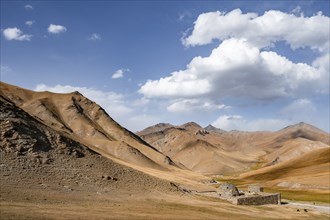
[1,186,329,220]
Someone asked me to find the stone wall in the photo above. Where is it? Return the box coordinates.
[233,193,281,205]
[248,185,264,193]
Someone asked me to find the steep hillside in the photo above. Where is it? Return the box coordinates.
[0,82,172,170]
[0,94,176,196]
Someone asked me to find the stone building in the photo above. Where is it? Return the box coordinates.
[214,183,281,205]
[248,185,264,194]
[218,183,240,197]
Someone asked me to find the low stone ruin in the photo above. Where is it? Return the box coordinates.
[233,193,280,205]
[218,183,240,197]
[216,183,281,205]
[248,185,264,194]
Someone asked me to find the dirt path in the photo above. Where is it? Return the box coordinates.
[285,200,330,214]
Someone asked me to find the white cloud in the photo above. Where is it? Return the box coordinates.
[179,14,186,21]
[25,20,35,27]
[245,119,291,131]
[312,53,330,94]
[88,33,101,41]
[291,6,303,16]
[48,24,67,34]
[34,84,132,118]
[139,38,323,100]
[24,4,33,10]
[212,115,290,131]
[183,9,329,52]
[279,99,318,124]
[167,99,228,113]
[138,8,328,131]
[126,114,161,132]
[140,76,211,98]
[2,27,32,41]
[212,98,325,132]
[280,99,316,117]
[178,11,191,21]
[132,97,150,107]
[112,69,129,79]
[1,65,12,74]
[212,115,243,131]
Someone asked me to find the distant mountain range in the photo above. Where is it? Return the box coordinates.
[1,81,329,192]
[137,119,329,189]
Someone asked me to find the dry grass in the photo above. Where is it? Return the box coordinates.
[265,188,330,204]
[250,154,268,170]
[214,177,330,204]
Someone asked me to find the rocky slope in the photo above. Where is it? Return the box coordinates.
[0,94,177,198]
[0,82,173,170]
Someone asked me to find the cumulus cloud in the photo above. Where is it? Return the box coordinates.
[139,38,323,100]
[112,69,129,79]
[212,115,243,131]
[167,99,228,113]
[183,9,329,51]
[2,27,32,41]
[88,33,101,41]
[139,9,329,119]
[48,24,67,34]
[212,115,290,131]
[24,4,33,10]
[35,84,132,118]
[25,20,35,27]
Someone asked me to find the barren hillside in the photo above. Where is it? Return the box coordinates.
[0,92,177,193]
[138,121,330,188]
[0,82,209,187]
[0,82,173,170]
[1,82,329,219]
[240,147,330,191]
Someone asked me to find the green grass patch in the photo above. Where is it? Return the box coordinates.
[265,187,330,204]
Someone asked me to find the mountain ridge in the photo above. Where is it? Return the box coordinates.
[0,82,173,170]
[137,121,329,177]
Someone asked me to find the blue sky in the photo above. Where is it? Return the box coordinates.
[1,1,329,132]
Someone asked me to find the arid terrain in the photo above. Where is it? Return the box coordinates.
[1,82,329,219]
[138,122,330,191]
